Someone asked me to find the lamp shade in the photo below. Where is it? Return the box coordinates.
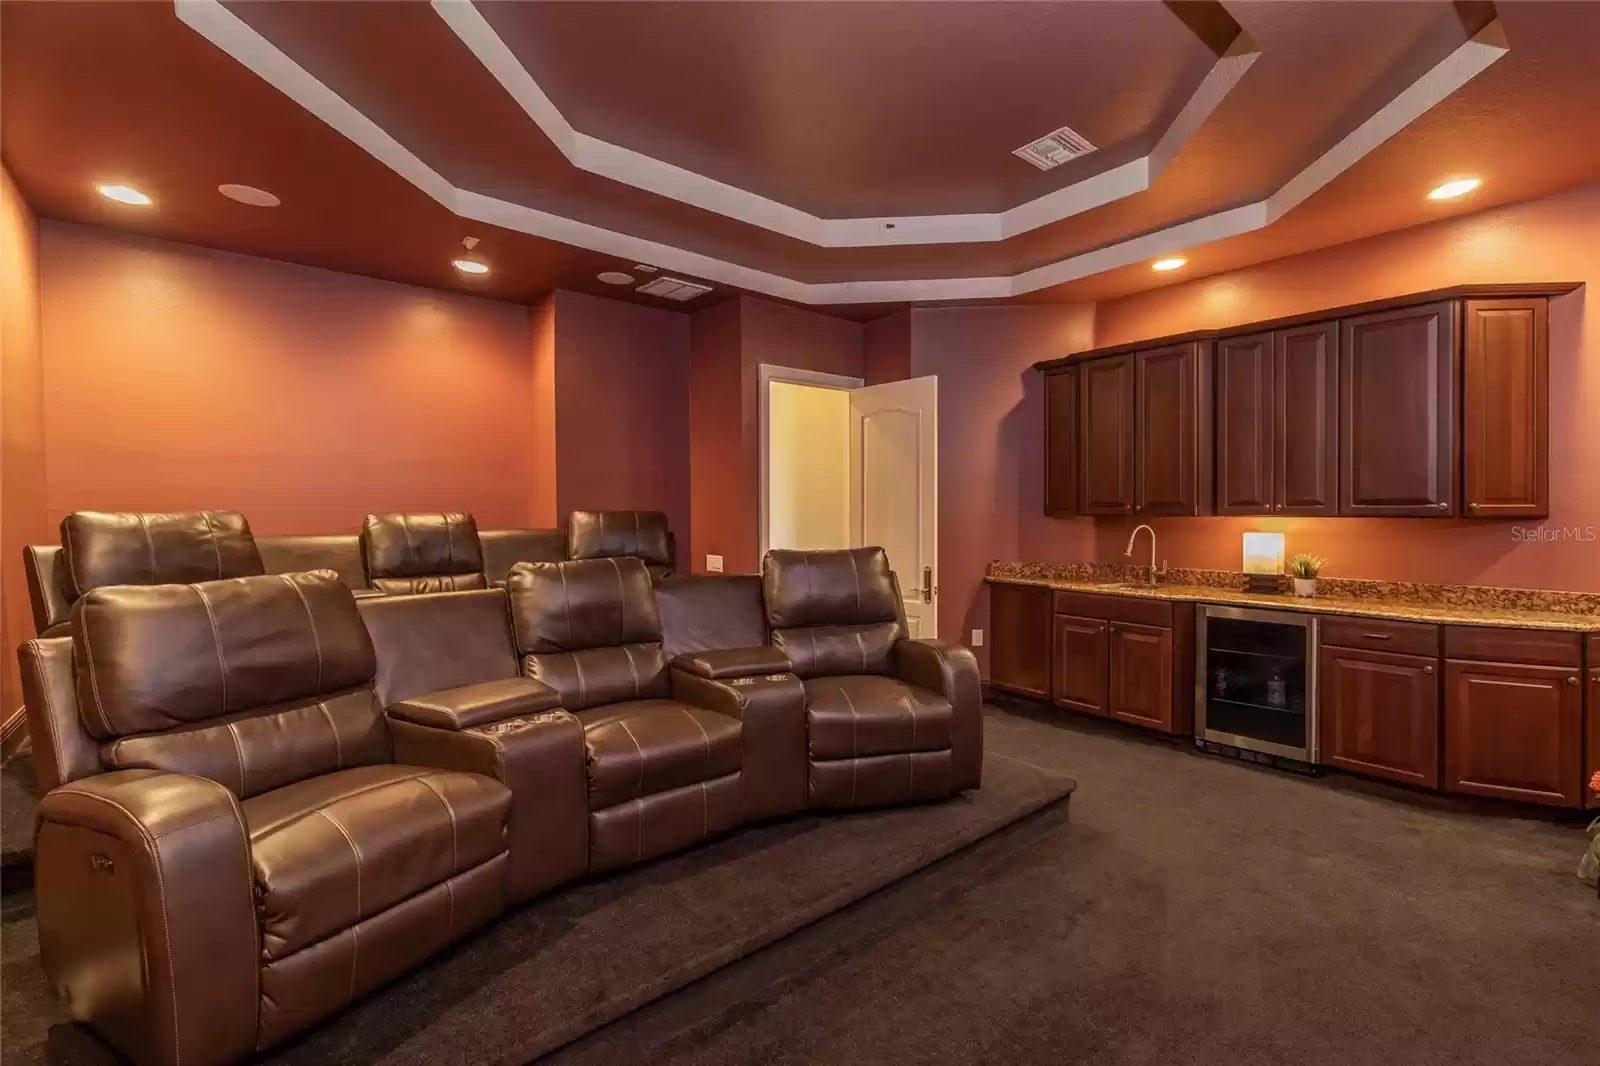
[1242,532,1286,575]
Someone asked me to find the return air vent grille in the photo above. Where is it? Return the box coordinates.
[1013,126,1098,171]
[636,275,713,301]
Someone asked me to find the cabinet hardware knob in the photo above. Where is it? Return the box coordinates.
[1274,504,1283,512]
[1468,503,1479,511]
[1423,665,1434,674]
[1568,676,1579,686]
[1437,502,1449,511]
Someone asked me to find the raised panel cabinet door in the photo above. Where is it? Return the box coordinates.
[1275,321,1339,515]
[1135,342,1211,516]
[1053,614,1109,715]
[1339,302,1457,516]
[1044,368,1080,517]
[1214,332,1274,515]
[1462,298,1548,518]
[1444,660,1582,806]
[988,584,1053,699]
[1108,622,1174,731]
[1078,354,1136,515]
[1318,646,1439,788]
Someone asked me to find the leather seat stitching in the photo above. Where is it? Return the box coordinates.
[75,602,115,735]
[55,790,182,1061]
[315,808,363,1001]
[193,584,231,714]
[282,576,324,695]
[572,651,588,708]
[415,776,460,875]
[316,701,344,767]
[837,686,860,805]
[247,770,435,838]
[607,557,627,644]
[614,718,647,804]
[443,514,455,574]
[64,519,84,602]
[847,551,862,616]
[620,645,640,698]
[138,514,157,584]
[202,511,222,580]
[225,721,250,796]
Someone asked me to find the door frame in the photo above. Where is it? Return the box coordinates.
[758,363,864,558]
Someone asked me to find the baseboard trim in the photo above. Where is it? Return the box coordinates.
[0,709,28,759]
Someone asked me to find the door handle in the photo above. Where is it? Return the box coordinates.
[921,567,933,604]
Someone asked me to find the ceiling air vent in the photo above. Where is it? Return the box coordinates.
[1013,125,1098,171]
[636,275,713,301]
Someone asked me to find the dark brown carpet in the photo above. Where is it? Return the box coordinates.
[542,705,1600,1066]
[0,750,1074,1066]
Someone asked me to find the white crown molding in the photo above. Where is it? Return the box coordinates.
[174,0,1506,306]
[431,0,1261,248]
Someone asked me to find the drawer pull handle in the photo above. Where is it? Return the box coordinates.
[1361,633,1392,640]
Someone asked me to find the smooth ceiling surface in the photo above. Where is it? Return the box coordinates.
[4,1,1598,314]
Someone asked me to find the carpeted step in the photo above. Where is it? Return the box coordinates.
[1,755,39,894]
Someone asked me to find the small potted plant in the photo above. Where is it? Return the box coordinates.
[1581,771,1600,894]
[1288,554,1327,597]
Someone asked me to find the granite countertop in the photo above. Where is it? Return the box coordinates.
[986,576,1600,632]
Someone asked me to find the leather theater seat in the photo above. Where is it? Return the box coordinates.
[506,557,745,872]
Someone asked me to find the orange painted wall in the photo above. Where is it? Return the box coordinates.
[1081,182,1600,592]
[2,165,48,722]
[37,221,540,535]
[689,296,864,574]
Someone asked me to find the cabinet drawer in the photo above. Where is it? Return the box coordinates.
[1052,591,1173,627]
[1320,616,1439,657]
[1443,625,1582,667]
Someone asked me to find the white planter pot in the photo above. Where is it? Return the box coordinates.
[1292,578,1318,597]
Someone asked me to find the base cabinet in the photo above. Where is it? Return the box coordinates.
[1108,623,1174,729]
[1319,646,1439,788]
[989,584,1053,699]
[1053,614,1109,715]
[1586,666,1599,809]
[1444,660,1583,806]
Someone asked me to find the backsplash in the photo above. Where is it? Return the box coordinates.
[987,560,1600,617]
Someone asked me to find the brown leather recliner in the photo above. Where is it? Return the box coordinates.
[762,547,983,808]
[361,512,487,593]
[23,571,545,1066]
[508,557,797,870]
[566,509,676,580]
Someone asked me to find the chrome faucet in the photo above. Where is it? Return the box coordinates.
[1124,524,1166,587]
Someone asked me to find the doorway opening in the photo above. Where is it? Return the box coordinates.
[759,364,940,638]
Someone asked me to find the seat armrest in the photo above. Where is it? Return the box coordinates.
[391,712,588,900]
[894,639,983,792]
[388,677,561,731]
[672,669,807,820]
[36,770,259,1066]
[673,646,792,680]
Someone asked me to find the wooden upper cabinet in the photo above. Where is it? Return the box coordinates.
[1444,659,1583,806]
[1043,367,1080,517]
[1135,342,1212,516]
[1339,302,1457,516]
[1275,322,1339,515]
[988,583,1053,699]
[1215,332,1274,515]
[1078,354,1136,515]
[1462,298,1548,518]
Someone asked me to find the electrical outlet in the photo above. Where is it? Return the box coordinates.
[970,629,984,647]
[706,554,724,573]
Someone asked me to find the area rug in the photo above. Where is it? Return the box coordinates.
[1,751,1074,1066]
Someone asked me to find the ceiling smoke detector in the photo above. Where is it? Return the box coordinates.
[636,276,713,301]
[1013,125,1098,171]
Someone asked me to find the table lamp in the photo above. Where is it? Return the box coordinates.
[1242,532,1286,593]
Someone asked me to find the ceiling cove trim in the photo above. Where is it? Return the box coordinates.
[174,0,1506,305]
[430,0,1260,248]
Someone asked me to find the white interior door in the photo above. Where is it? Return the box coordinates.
[849,376,938,638]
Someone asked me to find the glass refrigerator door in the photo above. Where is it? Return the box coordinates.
[1204,616,1308,751]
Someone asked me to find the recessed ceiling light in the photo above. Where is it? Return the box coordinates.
[1427,178,1481,200]
[597,271,635,285]
[1152,256,1187,272]
[97,184,152,206]
[633,264,658,274]
[452,259,490,275]
[218,183,280,207]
